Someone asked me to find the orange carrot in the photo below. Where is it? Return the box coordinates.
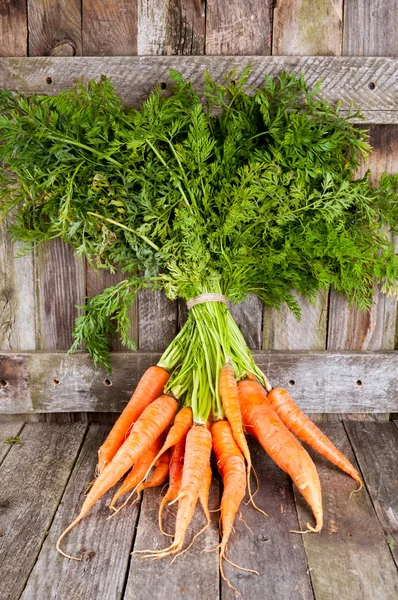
[97,365,169,473]
[212,420,249,592]
[267,387,362,489]
[220,361,252,489]
[136,449,170,499]
[144,424,212,557]
[57,394,178,559]
[238,381,323,533]
[109,435,164,509]
[198,461,213,528]
[159,438,185,535]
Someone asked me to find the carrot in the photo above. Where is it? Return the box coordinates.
[198,461,212,528]
[56,393,178,559]
[136,449,170,500]
[138,406,192,489]
[158,438,186,535]
[97,365,169,473]
[267,387,362,489]
[238,381,323,533]
[109,434,165,509]
[143,424,212,557]
[212,420,253,594]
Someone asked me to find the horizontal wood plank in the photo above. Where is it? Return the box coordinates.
[344,421,398,568]
[21,424,139,600]
[295,423,398,600]
[0,350,397,413]
[0,423,87,600]
[1,56,398,122]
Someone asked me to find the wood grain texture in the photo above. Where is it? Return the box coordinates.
[0,423,87,600]
[83,0,137,56]
[230,295,263,349]
[345,421,398,567]
[206,0,272,55]
[0,421,24,464]
[138,289,177,351]
[0,220,36,351]
[273,0,343,55]
[21,424,139,600]
[263,290,328,350]
[125,477,220,600]
[86,267,138,351]
[27,0,82,56]
[0,350,397,413]
[343,0,398,56]
[221,437,313,599]
[0,0,27,57]
[328,126,398,351]
[138,0,205,55]
[295,422,398,600]
[2,56,398,122]
[35,239,86,350]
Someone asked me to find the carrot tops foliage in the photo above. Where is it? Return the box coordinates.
[0,70,397,376]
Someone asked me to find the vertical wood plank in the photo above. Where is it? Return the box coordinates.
[0,0,27,56]
[27,0,82,56]
[230,295,264,349]
[35,240,85,350]
[136,0,206,346]
[138,0,205,55]
[0,220,36,351]
[205,0,272,55]
[0,421,24,464]
[266,1,343,352]
[83,0,137,56]
[86,268,138,350]
[328,5,398,353]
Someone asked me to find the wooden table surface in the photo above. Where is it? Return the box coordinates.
[0,420,397,600]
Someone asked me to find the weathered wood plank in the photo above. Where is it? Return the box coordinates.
[2,56,398,122]
[0,219,36,351]
[0,0,27,57]
[230,295,264,349]
[83,0,137,56]
[138,0,205,55]
[35,240,86,350]
[344,421,398,567]
[0,423,87,600]
[206,0,272,55]
[0,350,397,413]
[295,422,398,600]
[273,0,343,55]
[138,289,177,351]
[21,424,139,600]
[27,0,82,57]
[86,268,138,351]
[221,437,313,599]
[263,291,328,350]
[343,0,398,57]
[0,421,24,464]
[125,476,219,599]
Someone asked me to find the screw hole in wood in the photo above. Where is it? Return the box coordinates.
[368,81,376,90]
[160,82,167,90]
[288,379,296,387]
[103,378,112,386]
[356,379,363,387]
[0,379,8,388]
[46,76,53,85]
[52,378,60,386]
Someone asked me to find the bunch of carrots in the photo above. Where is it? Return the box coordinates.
[57,354,362,593]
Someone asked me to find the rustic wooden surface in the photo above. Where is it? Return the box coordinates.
[295,422,398,600]
[0,423,87,600]
[0,421,396,599]
[0,351,397,414]
[0,421,24,463]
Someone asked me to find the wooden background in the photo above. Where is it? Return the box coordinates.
[0,0,397,418]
